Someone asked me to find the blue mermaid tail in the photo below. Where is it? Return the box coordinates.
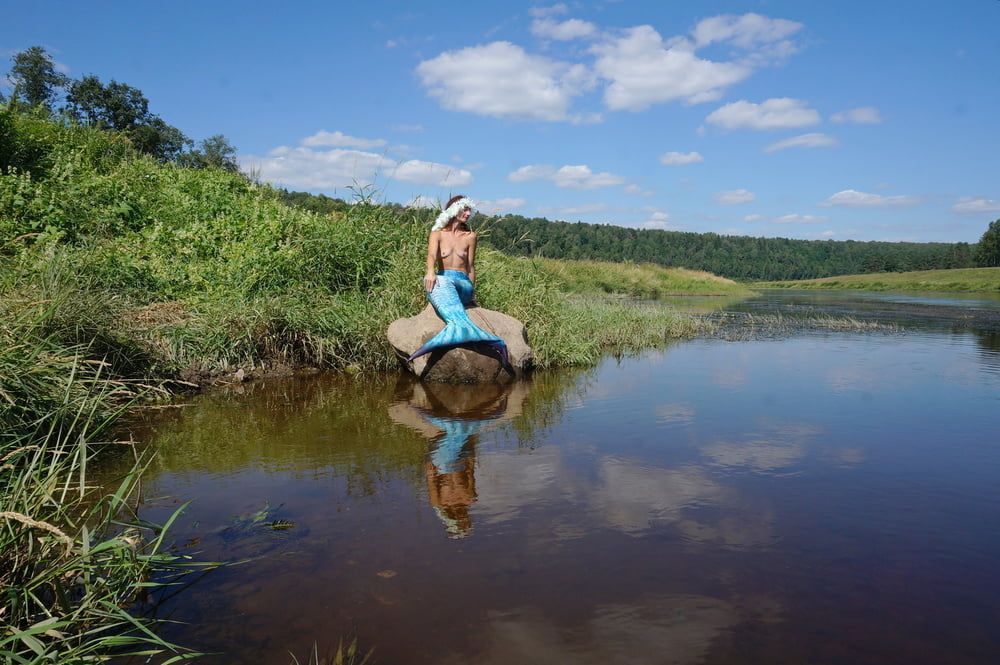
[408,269,510,367]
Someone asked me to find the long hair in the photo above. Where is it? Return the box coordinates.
[444,194,471,231]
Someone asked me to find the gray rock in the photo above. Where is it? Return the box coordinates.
[387,304,533,383]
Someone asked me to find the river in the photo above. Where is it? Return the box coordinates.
[121,290,1000,664]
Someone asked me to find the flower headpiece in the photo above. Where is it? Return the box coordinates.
[431,197,477,231]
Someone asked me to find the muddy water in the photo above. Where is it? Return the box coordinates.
[125,292,1000,664]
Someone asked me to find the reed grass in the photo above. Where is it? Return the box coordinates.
[1,297,211,663]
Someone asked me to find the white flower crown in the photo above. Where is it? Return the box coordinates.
[431,197,477,231]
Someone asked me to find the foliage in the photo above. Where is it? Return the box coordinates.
[533,258,751,298]
[177,133,240,172]
[481,214,976,282]
[64,74,190,161]
[7,46,69,110]
[975,219,1000,268]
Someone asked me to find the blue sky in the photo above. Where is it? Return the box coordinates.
[4,0,999,242]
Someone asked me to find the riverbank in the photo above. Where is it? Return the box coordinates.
[756,267,1000,292]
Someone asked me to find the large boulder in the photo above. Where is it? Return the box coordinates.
[387,304,533,383]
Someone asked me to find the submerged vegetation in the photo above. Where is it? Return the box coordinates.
[757,267,1000,293]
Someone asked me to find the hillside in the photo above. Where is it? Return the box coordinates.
[757,267,1000,292]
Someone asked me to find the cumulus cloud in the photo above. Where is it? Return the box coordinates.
[593,26,750,110]
[624,184,654,196]
[660,151,704,165]
[706,98,820,130]
[393,160,472,186]
[773,214,829,223]
[831,107,882,124]
[478,197,527,214]
[240,136,470,190]
[692,13,803,50]
[764,132,837,153]
[715,189,756,205]
[642,210,671,229]
[508,164,625,189]
[952,197,1000,214]
[301,130,387,149]
[416,41,595,121]
[532,17,598,41]
[537,203,608,217]
[823,189,921,207]
[529,3,568,18]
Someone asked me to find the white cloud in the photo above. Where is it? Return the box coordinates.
[660,151,704,165]
[823,189,921,207]
[391,123,424,133]
[820,230,836,238]
[764,132,837,153]
[592,26,751,111]
[393,159,472,186]
[240,136,470,190]
[478,198,527,214]
[715,189,756,205]
[538,203,608,217]
[406,195,438,208]
[532,18,597,41]
[301,130,387,149]
[773,214,829,223]
[416,41,595,121]
[239,146,395,190]
[830,107,882,124]
[952,197,1000,214]
[706,98,820,130]
[625,184,654,196]
[508,164,625,189]
[385,39,398,49]
[744,214,765,222]
[529,3,569,18]
[642,210,671,229]
[692,13,803,50]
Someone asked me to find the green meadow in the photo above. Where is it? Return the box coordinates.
[756,267,1000,293]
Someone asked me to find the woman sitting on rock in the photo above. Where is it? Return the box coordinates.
[407,195,509,367]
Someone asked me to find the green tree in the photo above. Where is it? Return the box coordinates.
[975,219,1000,267]
[8,46,69,110]
[65,74,189,161]
[177,134,240,172]
[65,75,149,129]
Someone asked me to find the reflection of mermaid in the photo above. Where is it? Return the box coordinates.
[408,195,509,367]
[388,379,522,539]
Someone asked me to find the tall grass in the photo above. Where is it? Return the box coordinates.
[1,299,208,663]
[1,107,712,379]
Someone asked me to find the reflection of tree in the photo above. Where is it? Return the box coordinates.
[971,328,1000,375]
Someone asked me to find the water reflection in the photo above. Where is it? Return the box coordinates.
[388,378,532,538]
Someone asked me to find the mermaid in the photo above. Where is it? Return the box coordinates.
[407,195,510,368]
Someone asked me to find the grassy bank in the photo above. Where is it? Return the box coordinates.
[1,107,710,381]
[532,258,752,298]
[0,299,212,662]
[756,267,1000,293]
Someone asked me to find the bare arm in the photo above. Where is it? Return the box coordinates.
[467,232,478,284]
[424,231,440,292]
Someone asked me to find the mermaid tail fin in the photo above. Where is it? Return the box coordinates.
[407,321,506,362]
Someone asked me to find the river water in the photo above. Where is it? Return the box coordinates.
[124,291,1000,664]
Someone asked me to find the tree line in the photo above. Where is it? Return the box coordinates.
[1,46,238,170]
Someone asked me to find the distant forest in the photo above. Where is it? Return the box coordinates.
[276,190,979,281]
[483,216,977,281]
